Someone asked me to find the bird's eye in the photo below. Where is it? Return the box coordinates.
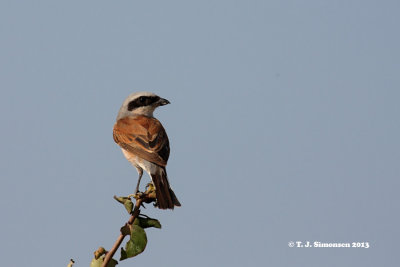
[139,96,145,102]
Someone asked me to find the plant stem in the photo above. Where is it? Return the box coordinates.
[101,198,143,267]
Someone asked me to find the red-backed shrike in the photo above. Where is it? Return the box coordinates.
[113,92,181,209]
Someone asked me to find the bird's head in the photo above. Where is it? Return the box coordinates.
[117,92,170,120]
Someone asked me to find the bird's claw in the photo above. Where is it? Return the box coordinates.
[128,192,143,200]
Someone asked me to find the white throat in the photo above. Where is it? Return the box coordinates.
[116,105,155,120]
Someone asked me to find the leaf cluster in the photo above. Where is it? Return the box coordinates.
[90,191,161,266]
[120,215,161,260]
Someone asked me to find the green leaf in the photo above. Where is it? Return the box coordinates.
[123,199,133,214]
[133,218,140,226]
[120,225,147,260]
[90,255,118,267]
[120,247,128,261]
[138,216,162,229]
[113,195,133,214]
[113,195,127,204]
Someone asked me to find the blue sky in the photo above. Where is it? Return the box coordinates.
[1,1,399,266]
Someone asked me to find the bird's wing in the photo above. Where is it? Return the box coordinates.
[113,116,170,167]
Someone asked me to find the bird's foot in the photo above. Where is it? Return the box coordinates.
[128,192,142,200]
[145,182,155,192]
[127,183,156,202]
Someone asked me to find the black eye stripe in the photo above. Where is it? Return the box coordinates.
[127,96,160,111]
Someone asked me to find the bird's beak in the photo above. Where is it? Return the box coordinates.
[158,98,170,106]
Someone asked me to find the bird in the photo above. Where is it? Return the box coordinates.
[113,92,181,209]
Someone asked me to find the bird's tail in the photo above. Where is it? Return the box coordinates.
[151,168,181,209]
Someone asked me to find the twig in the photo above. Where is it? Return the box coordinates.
[101,198,143,267]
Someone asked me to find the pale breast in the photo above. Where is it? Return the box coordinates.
[121,148,160,174]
